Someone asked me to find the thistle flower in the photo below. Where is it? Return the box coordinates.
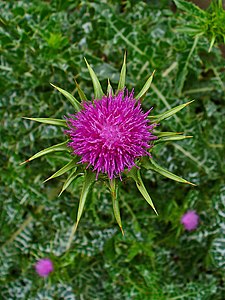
[35,258,54,277]
[66,90,157,180]
[181,210,199,231]
[21,53,195,247]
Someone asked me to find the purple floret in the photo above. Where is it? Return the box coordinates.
[66,90,157,179]
[35,258,54,277]
[181,210,199,231]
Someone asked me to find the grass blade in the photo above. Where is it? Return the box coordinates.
[117,52,126,93]
[50,83,82,112]
[20,141,69,165]
[84,58,104,99]
[136,70,155,100]
[128,167,157,214]
[23,117,67,127]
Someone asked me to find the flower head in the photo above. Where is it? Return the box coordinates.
[35,258,54,277]
[66,90,157,179]
[21,54,195,238]
[181,210,199,231]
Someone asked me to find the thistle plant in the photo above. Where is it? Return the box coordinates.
[21,54,194,247]
[174,0,225,52]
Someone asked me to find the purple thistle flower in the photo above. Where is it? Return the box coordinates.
[66,90,157,179]
[181,210,199,231]
[35,258,54,277]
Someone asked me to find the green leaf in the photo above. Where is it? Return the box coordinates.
[50,83,82,111]
[155,131,183,137]
[155,135,193,144]
[20,141,69,165]
[142,157,196,186]
[107,78,114,96]
[58,168,83,196]
[136,70,155,100]
[208,35,216,52]
[175,26,203,35]
[23,117,67,127]
[149,100,194,122]
[173,0,206,18]
[66,170,96,249]
[128,168,157,214]
[175,36,199,96]
[84,58,104,99]
[117,52,126,92]
[75,170,96,227]
[43,158,78,183]
[109,179,124,234]
[75,80,88,101]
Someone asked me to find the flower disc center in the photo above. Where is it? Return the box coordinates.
[99,124,123,148]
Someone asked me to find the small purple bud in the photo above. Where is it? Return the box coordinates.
[181,210,199,231]
[35,258,54,277]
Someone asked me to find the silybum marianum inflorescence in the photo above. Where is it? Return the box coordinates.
[21,54,195,247]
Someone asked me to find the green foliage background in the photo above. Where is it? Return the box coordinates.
[0,0,224,299]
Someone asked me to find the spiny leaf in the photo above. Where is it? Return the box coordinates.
[109,179,124,235]
[107,78,114,96]
[128,168,157,214]
[155,135,193,144]
[58,168,83,196]
[136,70,155,100]
[23,117,67,127]
[84,58,104,99]
[66,170,96,249]
[149,100,194,122]
[43,158,78,183]
[75,170,96,229]
[75,80,88,101]
[208,35,216,52]
[173,0,206,19]
[20,141,69,165]
[117,52,126,93]
[155,131,183,137]
[50,83,82,111]
[142,157,196,186]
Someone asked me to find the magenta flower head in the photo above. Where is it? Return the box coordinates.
[66,90,157,179]
[181,210,199,231]
[22,53,195,242]
[35,258,54,277]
